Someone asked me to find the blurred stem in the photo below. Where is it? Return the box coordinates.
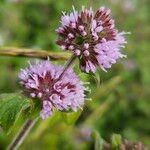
[8,118,38,150]
[89,0,94,6]
[0,47,70,60]
[83,94,115,125]
[58,54,76,79]
[92,76,122,101]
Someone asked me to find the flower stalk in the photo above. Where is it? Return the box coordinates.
[58,54,76,79]
[8,118,38,150]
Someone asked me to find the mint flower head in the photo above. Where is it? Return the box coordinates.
[19,60,85,119]
[56,6,127,72]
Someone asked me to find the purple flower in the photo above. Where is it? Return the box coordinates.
[19,60,85,119]
[56,6,127,72]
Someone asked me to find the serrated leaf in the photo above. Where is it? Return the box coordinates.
[111,134,122,150]
[61,110,82,125]
[91,131,104,150]
[0,93,31,133]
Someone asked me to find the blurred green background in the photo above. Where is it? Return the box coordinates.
[0,0,149,149]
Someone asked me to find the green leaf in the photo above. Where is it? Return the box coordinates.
[0,93,31,133]
[61,110,82,125]
[91,131,104,150]
[111,134,122,150]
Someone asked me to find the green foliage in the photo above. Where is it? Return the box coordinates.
[92,131,103,150]
[0,93,31,133]
[111,134,122,150]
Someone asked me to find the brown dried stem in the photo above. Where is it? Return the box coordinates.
[0,47,70,60]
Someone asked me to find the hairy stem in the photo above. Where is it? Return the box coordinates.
[59,54,76,79]
[0,47,70,60]
[8,118,38,150]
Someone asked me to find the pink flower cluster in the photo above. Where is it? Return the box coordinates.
[19,6,128,120]
[19,61,85,119]
[56,6,127,72]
